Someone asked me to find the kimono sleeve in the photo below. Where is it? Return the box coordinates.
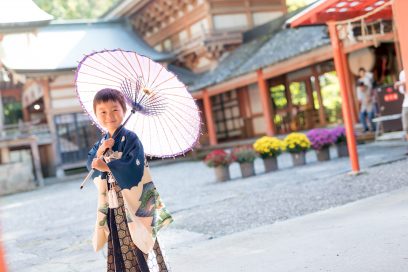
[107,132,145,189]
[87,140,101,179]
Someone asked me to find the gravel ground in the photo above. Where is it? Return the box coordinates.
[1,141,408,271]
[155,157,408,237]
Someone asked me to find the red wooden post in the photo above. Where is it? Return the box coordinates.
[328,22,360,173]
[257,69,276,136]
[0,241,7,272]
[202,89,218,145]
[393,0,408,90]
[340,52,357,125]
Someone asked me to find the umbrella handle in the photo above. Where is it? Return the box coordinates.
[80,151,108,190]
[80,169,94,189]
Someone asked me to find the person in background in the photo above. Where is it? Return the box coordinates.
[358,67,374,90]
[357,81,376,133]
[394,69,408,143]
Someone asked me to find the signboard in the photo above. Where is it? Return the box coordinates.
[376,85,404,132]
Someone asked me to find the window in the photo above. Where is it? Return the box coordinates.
[213,14,247,30]
[290,81,307,106]
[55,113,100,164]
[211,90,243,141]
[270,84,287,109]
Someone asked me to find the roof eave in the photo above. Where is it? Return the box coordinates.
[285,0,335,28]
[0,19,53,34]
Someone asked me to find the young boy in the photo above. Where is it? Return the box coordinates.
[87,88,173,272]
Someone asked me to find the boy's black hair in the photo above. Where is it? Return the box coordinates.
[358,81,366,87]
[359,67,366,73]
[93,88,127,113]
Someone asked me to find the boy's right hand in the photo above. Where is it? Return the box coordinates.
[96,138,115,157]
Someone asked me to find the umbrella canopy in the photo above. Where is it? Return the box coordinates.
[75,49,201,158]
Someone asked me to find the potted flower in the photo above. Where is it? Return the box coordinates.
[253,136,284,172]
[330,126,348,157]
[306,128,334,161]
[203,149,234,182]
[231,145,257,178]
[283,132,311,166]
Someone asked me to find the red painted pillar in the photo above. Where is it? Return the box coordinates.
[393,0,408,89]
[257,69,276,136]
[0,241,6,272]
[328,22,360,173]
[202,89,217,145]
[340,52,357,125]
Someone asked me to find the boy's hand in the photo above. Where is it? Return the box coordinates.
[91,158,110,172]
[96,138,114,157]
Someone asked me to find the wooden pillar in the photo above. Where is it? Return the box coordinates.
[312,67,327,126]
[237,87,253,137]
[0,90,3,134]
[340,51,357,125]
[284,76,293,113]
[41,78,63,177]
[22,107,30,122]
[393,0,408,90]
[328,22,360,173]
[305,78,315,128]
[393,21,403,73]
[0,147,10,163]
[202,89,217,145]
[349,73,360,124]
[30,138,44,186]
[284,76,293,132]
[257,69,276,136]
[0,241,7,272]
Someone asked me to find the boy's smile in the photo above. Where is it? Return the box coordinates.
[95,100,125,136]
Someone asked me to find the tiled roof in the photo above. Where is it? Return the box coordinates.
[233,26,330,77]
[187,12,330,92]
[1,19,173,73]
[167,64,200,86]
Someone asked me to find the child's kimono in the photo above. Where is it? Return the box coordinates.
[87,127,173,272]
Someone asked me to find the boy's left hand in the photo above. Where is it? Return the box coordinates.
[91,158,110,172]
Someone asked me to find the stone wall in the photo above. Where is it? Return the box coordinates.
[0,162,36,196]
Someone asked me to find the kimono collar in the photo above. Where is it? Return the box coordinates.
[103,125,126,142]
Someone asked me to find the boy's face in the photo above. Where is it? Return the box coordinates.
[95,100,125,132]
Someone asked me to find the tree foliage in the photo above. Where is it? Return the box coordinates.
[286,0,316,13]
[33,0,121,19]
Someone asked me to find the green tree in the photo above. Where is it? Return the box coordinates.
[34,0,121,19]
[286,0,316,12]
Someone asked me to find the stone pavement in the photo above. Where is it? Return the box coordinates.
[171,187,408,272]
[1,140,408,271]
